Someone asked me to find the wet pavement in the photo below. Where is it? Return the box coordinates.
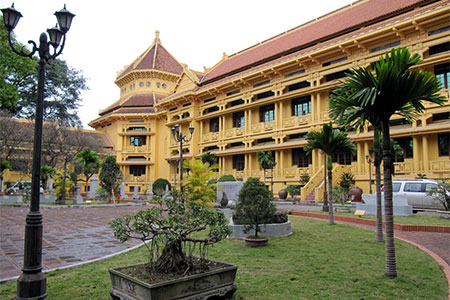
[0,203,448,283]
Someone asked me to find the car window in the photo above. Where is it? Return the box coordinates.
[425,183,437,192]
[404,183,423,192]
[392,183,401,192]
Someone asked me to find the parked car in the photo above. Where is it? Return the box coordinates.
[390,179,446,210]
[6,181,44,195]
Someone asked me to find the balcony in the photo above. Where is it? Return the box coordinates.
[124,145,147,153]
[282,115,311,128]
[251,121,274,133]
[224,127,245,138]
[202,132,219,143]
[429,159,450,173]
[127,175,148,183]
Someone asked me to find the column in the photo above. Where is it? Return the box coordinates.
[244,154,249,179]
[422,136,429,172]
[412,136,420,172]
[280,150,284,178]
[357,142,363,175]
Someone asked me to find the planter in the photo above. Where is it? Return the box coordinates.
[278,189,288,200]
[228,221,292,239]
[244,237,268,247]
[109,259,237,300]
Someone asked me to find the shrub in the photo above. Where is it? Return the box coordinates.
[299,173,310,186]
[285,185,300,197]
[218,174,236,182]
[234,177,276,237]
[152,178,171,196]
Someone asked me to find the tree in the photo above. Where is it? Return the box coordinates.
[0,160,12,193]
[427,178,450,211]
[1,17,88,127]
[0,17,36,114]
[256,150,275,185]
[74,148,100,198]
[99,155,123,203]
[234,177,276,237]
[305,123,356,225]
[200,151,218,167]
[329,47,445,277]
[183,159,217,208]
[40,165,56,191]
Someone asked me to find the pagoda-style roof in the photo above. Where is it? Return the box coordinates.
[99,93,166,117]
[200,0,434,85]
[116,31,184,81]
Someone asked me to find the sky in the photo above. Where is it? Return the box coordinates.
[1,0,355,128]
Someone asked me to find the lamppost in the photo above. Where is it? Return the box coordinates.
[366,154,373,194]
[171,124,194,192]
[1,4,75,299]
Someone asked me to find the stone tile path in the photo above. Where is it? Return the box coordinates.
[0,204,149,282]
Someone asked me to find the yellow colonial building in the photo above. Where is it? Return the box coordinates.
[89,0,450,200]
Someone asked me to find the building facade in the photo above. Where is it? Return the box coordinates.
[89,0,450,199]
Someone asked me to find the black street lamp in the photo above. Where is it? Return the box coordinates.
[1,4,75,299]
[171,124,194,192]
[366,154,373,194]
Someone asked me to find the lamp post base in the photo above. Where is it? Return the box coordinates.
[17,271,47,300]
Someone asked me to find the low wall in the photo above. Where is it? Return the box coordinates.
[0,195,22,203]
[228,221,292,239]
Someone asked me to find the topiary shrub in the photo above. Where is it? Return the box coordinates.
[153,178,171,196]
[233,177,276,237]
[218,174,236,182]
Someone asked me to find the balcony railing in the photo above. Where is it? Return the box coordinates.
[282,115,311,128]
[251,121,274,133]
[429,159,450,173]
[202,132,219,143]
[224,127,245,138]
[125,145,147,152]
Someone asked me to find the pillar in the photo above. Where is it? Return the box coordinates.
[422,136,429,172]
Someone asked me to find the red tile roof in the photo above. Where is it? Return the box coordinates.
[201,0,433,84]
[99,93,168,117]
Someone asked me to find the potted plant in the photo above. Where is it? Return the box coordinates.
[234,177,276,247]
[109,160,237,300]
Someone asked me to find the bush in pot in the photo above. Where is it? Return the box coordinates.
[109,160,236,299]
[234,177,276,246]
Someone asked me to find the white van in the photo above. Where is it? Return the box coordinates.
[391,179,446,210]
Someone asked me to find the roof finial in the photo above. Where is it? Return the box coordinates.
[154,30,160,43]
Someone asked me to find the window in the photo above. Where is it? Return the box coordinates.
[432,112,450,121]
[130,165,146,176]
[325,70,347,82]
[128,126,147,131]
[209,117,219,132]
[146,82,151,87]
[435,63,450,89]
[130,136,146,146]
[204,106,219,114]
[322,56,347,67]
[392,183,401,192]
[394,137,413,162]
[292,148,311,167]
[204,97,216,103]
[332,150,356,165]
[156,82,161,88]
[429,25,450,36]
[285,69,305,78]
[229,99,244,107]
[226,89,240,96]
[438,132,449,156]
[256,90,275,100]
[253,80,270,88]
[429,42,450,56]
[288,81,310,92]
[233,111,245,128]
[139,82,144,87]
[369,40,401,53]
[232,154,245,171]
[259,104,275,122]
[292,96,311,116]
[404,183,422,192]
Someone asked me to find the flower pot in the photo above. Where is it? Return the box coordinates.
[109,259,237,300]
[244,237,268,247]
[278,189,288,200]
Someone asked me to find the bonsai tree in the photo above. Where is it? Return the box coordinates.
[0,160,12,193]
[99,155,123,203]
[218,174,236,182]
[338,172,355,202]
[285,185,300,198]
[110,185,231,275]
[152,178,171,196]
[234,177,276,238]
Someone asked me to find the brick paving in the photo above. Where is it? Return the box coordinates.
[0,203,448,283]
[0,204,150,282]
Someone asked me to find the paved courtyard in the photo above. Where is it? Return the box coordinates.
[0,204,149,281]
[0,203,449,283]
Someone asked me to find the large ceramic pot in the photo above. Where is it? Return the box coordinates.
[109,259,237,300]
[244,237,268,247]
[278,189,288,200]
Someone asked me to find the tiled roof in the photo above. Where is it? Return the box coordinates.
[201,0,431,84]
[116,32,184,80]
[100,93,167,117]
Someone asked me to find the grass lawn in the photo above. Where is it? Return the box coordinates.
[0,216,448,300]
[306,209,450,226]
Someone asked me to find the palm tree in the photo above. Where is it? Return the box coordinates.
[40,165,56,191]
[256,150,275,186]
[200,151,218,167]
[329,47,445,277]
[305,123,356,225]
[74,148,101,198]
